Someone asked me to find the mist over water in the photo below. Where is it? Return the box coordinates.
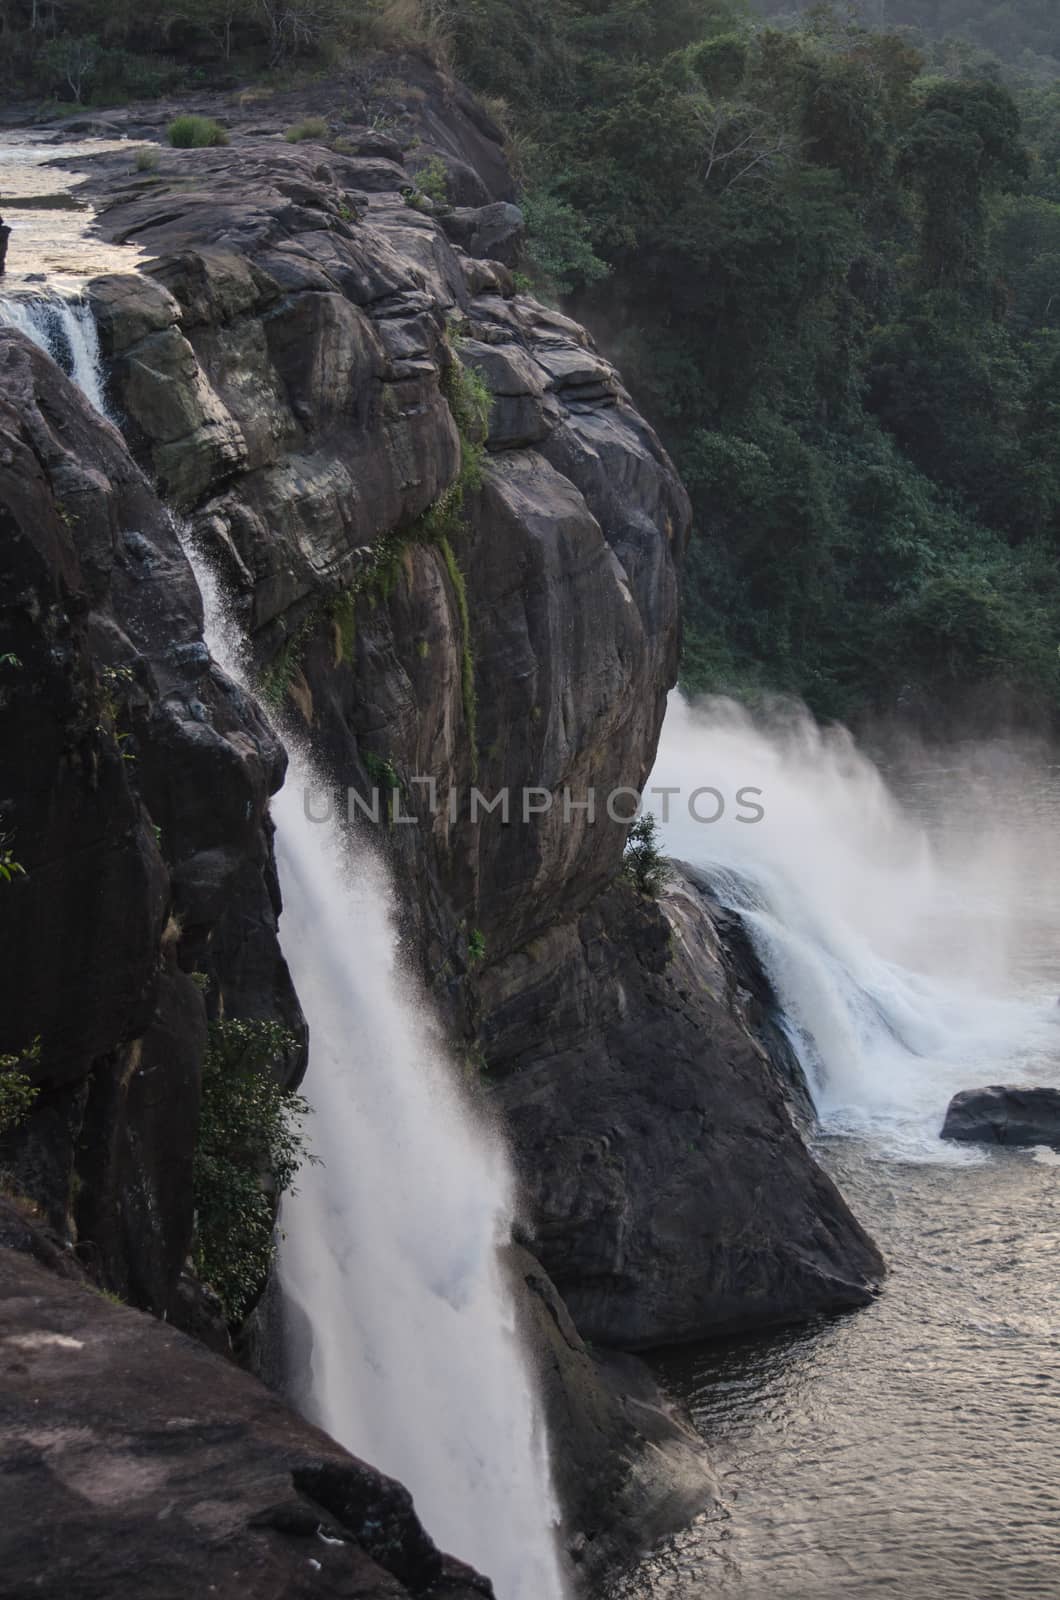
[648,693,1060,1159]
[187,546,565,1600]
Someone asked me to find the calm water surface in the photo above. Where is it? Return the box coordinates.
[610,1141,1060,1600]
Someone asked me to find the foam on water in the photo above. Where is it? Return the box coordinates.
[648,693,1060,1161]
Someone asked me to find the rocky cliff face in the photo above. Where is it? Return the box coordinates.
[78,121,685,1009]
[0,329,297,1320]
[0,61,882,1592]
[488,868,883,1349]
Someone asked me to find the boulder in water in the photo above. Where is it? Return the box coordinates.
[941,1086,1060,1148]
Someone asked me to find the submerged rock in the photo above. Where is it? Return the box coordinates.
[941,1085,1060,1148]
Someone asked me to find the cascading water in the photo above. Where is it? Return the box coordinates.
[188,551,566,1600]
[648,692,1060,1160]
[0,289,111,419]
[22,258,567,1595]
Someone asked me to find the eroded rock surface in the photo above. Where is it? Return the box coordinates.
[77,127,686,1011]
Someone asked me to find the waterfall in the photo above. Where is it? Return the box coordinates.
[0,289,111,418]
[30,283,566,1595]
[649,693,1060,1161]
[188,552,566,1599]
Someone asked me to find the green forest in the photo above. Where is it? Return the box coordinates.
[3,0,1060,726]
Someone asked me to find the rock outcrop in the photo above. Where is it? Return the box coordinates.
[941,1085,1060,1148]
[76,131,686,1004]
[512,1244,716,1583]
[486,869,885,1348]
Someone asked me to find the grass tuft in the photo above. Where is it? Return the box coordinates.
[168,114,228,149]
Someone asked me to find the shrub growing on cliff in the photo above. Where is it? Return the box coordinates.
[168,114,228,149]
[623,815,671,898]
[192,1019,314,1324]
[0,1073,37,1135]
[0,1039,40,1135]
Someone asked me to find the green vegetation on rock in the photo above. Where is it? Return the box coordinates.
[284,116,329,141]
[192,1018,314,1324]
[168,114,228,148]
[0,1037,40,1135]
[622,815,671,898]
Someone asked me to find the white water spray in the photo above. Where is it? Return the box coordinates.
[0,289,111,419]
[649,694,1060,1160]
[188,552,565,1599]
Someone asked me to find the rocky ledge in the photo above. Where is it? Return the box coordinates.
[487,867,884,1349]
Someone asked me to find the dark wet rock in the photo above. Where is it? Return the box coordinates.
[72,139,688,1009]
[941,1085,1060,1147]
[485,871,885,1349]
[0,328,300,1316]
[0,1245,494,1600]
[512,1244,716,1580]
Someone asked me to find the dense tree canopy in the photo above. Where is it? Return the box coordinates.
[452,1,1060,723]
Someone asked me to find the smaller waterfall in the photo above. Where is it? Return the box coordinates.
[649,693,1060,1160]
[0,289,110,418]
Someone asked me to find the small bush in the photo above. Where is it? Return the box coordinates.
[366,0,454,65]
[521,188,609,298]
[168,114,228,149]
[0,814,24,886]
[192,1019,314,1324]
[284,117,328,143]
[0,1072,37,1135]
[134,145,159,172]
[622,814,671,898]
[411,154,450,204]
[0,1038,40,1135]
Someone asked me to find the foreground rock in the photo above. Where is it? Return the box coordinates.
[0,1243,492,1600]
[941,1086,1060,1148]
